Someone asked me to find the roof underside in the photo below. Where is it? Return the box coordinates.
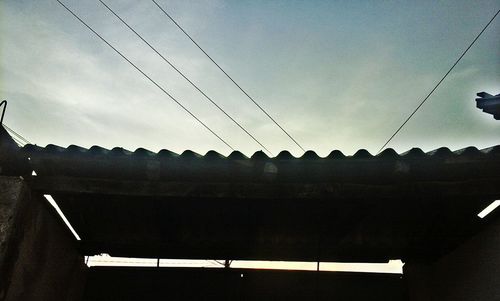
[7,139,500,262]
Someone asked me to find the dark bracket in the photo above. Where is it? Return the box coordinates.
[0,100,6,125]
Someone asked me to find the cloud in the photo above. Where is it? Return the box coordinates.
[1,0,499,156]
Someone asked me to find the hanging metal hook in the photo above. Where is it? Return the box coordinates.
[0,100,7,125]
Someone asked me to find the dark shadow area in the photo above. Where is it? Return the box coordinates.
[84,267,407,301]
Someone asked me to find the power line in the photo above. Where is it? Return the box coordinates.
[377,8,500,154]
[151,0,306,153]
[98,0,272,156]
[3,127,25,147]
[10,136,23,147]
[3,124,31,145]
[4,126,30,144]
[55,0,234,152]
[8,133,23,147]
[212,260,225,267]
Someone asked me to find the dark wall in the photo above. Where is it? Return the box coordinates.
[431,214,500,301]
[405,214,500,301]
[84,267,407,301]
[0,176,87,301]
[0,176,25,298]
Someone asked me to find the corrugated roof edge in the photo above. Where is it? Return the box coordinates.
[21,144,500,160]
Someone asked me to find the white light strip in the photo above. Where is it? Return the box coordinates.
[88,255,158,267]
[43,194,81,240]
[231,260,317,271]
[478,200,500,219]
[231,260,403,274]
[84,256,403,273]
[319,260,403,274]
[86,256,225,268]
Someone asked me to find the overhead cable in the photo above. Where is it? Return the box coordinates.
[98,0,272,155]
[11,135,24,147]
[377,8,500,154]
[151,0,306,153]
[5,129,25,147]
[55,0,234,151]
[3,124,31,145]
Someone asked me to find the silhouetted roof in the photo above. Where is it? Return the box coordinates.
[21,143,500,183]
[2,127,500,263]
[16,142,499,263]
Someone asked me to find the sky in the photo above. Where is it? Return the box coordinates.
[1,0,499,157]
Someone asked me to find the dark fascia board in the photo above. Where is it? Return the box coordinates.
[29,176,500,200]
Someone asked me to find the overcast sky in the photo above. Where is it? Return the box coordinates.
[1,0,499,157]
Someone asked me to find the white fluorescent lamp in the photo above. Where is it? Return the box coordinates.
[43,194,81,240]
[477,200,500,219]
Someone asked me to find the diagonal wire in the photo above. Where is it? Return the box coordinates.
[377,8,500,154]
[212,260,225,267]
[3,124,32,144]
[11,135,24,147]
[5,129,26,147]
[55,0,235,151]
[98,0,272,156]
[151,0,306,153]
[4,126,30,144]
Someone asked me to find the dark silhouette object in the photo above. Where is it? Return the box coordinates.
[21,142,500,263]
[0,100,6,125]
[476,92,500,120]
[84,267,407,301]
[1,125,500,300]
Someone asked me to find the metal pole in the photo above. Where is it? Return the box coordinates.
[0,100,7,125]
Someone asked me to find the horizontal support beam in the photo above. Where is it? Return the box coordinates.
[28,176,500,199]
[78,239,403,263]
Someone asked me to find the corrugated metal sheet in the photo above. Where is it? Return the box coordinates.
[22,144,500,183]
[13,143,500,262]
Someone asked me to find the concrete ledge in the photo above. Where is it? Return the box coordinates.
[0,176,87,301]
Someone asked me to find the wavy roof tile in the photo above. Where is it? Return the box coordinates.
[2,127,499,262]
[19,143,500,184]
